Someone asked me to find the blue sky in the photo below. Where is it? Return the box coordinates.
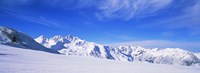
[0,0,200,52]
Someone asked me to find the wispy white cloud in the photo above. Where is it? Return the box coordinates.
[0,7,72,30]
[140,0,200,36]
[0,0,98,9]
[0,0,173,20]
[0,0,30,5]
[24,16,70,30]
[109,40,200,52]
[95,0,173,20]
[1,0,199,29]
[162,32,174,37]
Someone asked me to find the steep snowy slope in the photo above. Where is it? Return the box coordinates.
[35,35,200,66]
[195,53,200,60]
[115,46,200,66]
[35,35,116,59]
[0,44,200,73]
[134,47,199,66]
[0,26,59,54]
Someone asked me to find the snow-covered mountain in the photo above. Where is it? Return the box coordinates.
[35,35,115,59]
[1,44,200,73]
[0,26,59,54]
[35,35,200,66]
[0,26,199,66]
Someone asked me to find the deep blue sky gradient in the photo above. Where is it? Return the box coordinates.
[0,0,200,52]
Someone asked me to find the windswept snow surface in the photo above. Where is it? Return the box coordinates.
[0,44,200,73]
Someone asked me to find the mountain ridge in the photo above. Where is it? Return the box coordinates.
[0,26,59,54]
[0,26,199,66]
[35,35,200,66]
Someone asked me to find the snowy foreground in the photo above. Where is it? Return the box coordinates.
[0,44,200,73]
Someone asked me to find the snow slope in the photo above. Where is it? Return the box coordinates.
[35,35,113,58]
[35,35,200,66]
[0,44,200,73]
[0,26,59,54]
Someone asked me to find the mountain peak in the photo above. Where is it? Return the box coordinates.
[34,34,200,66]
[52,35,63,39]
[38,35,45,38]
[65,35,80,41]
[0,26,59,54]
[35,35,48,44]
[0,26,13,34]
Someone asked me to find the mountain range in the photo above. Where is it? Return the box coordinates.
[0,26,200,66]
[35,34,200,66]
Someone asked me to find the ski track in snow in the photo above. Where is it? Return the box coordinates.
[0,44,200,73]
